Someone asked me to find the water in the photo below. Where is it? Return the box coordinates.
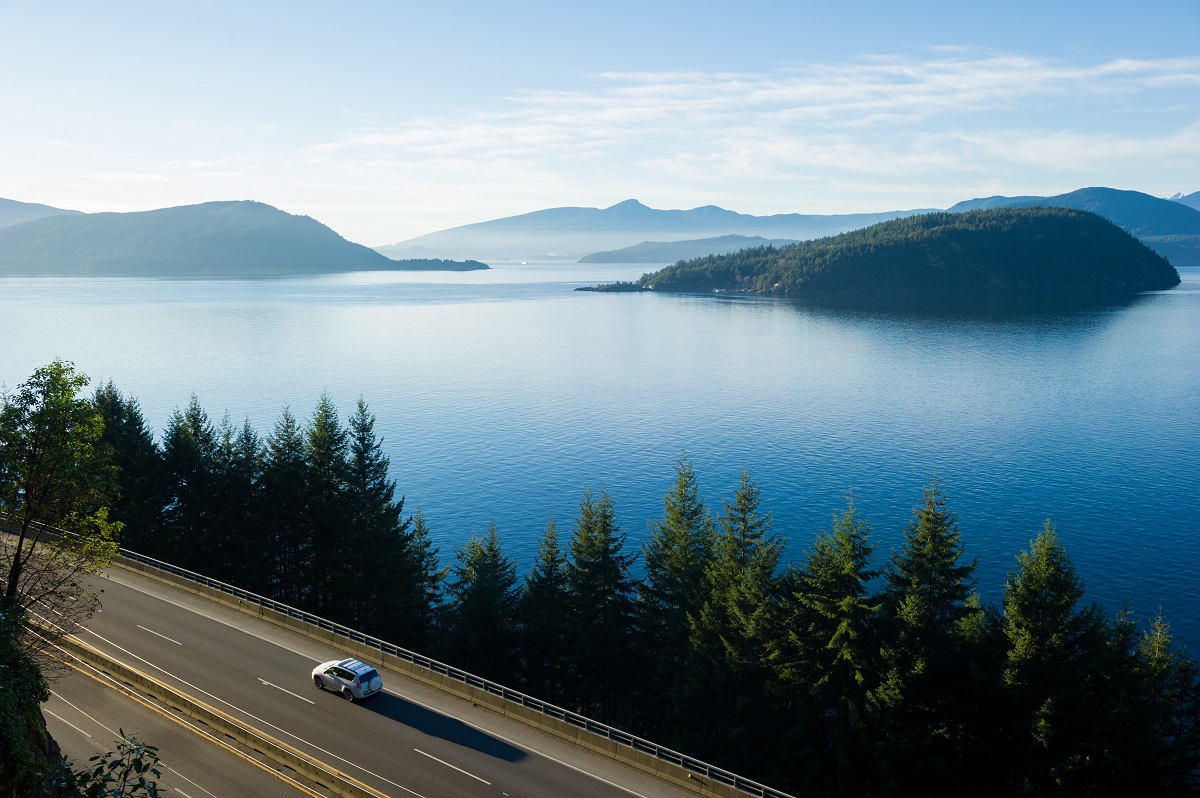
[2,262,1197,650]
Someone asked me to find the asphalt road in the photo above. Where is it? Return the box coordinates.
[67,566,699,798]
[44,654,323,798]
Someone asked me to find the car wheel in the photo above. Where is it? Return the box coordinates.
[314,675,323,689]
[342,687,354,702]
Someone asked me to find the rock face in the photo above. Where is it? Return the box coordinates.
[0,200,486,277]
[636,208,1181,296]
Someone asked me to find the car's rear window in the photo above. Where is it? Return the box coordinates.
[359,669,379,682]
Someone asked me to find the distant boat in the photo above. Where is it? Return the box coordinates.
[520,261,528,265]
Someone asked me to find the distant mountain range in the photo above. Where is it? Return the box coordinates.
[578,234,801,264]
[0,200,487,277]
[1170,191,1200,211]
[374,199,932,262]
[0,197,82,228]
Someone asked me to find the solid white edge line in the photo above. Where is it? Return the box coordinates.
[44,708,92,738]
[413,748,491,785]
[137,624,183,645]
[105,570,655,798]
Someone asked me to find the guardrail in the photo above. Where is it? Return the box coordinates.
[118,548,795,798]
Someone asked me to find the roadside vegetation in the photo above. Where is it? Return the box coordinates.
[4,361,1199,796]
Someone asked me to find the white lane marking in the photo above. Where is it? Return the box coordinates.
[258,678,315,704]
[44,708,92,738]
[137,625,183,646]
[413,748,491,785]
[104,572,650,797]
[71,625,426,798]
[175,791,193,797]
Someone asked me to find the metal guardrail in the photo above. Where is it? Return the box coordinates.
[119,548,795,798]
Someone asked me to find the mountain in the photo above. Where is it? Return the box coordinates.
[375,199,931,261]
[1170,191,1200,211]
[622,208,1180,296]
[578,234,801,264]
[0,197,82,228]
[0,201,487,277]
[949,187,1200,268]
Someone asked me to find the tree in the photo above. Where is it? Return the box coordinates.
[303,394,350,612]
[776,495,880,795]
[207,417,264,587]
[871,479,980,793]
[93,382,161,553]
[0,361,119,635]
[260,407,309,606]
[444,521,520,681]
[566,487,639,724]
[518,514,572,704]
[639,454,715,732]
[675,469,784,777]
[404,508,446,653]
[158,397,218,569]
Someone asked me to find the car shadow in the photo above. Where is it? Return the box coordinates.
[362,692,527,763]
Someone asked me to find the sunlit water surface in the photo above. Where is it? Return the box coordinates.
[3,262,1197,649]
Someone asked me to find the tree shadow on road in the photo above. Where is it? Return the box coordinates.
[362,692,527,763]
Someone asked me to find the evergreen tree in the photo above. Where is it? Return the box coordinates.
[260,407,309,606]
[444,521,520,681]
[344,398,415,638]
[158,397,218,569]
[93,382,161,553]
[776,495,880,795]
[518,514,572,704]
[406,507,447,654]
[566,487,639,724]
[676,469,784,779]
[640,454,715,732]
[207,417,264,587]
[303,394,350,612]
[1139,613,1200,792]
[871,480,979,794]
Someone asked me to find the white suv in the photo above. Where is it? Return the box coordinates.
[312,658,383,701]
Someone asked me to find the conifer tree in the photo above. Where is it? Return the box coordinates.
[261,407,309,606]
[207,417,264,588]
[518,514,572,704]
[445,521,520,681]
[302,394,349,611]
[406,507,446,653]
[566,487,639,724]
[871,480,979,793]
[93,382,161,553]
[777,495,880,795]
[676,469,784,777]
[1139,613,1200,792]
[158,396,218,568]
[640,454,715,732]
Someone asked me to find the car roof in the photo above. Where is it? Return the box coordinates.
[337,658,375,674]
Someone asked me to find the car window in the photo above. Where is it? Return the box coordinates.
[359,669,379,682]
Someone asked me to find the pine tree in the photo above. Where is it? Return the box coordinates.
[566,487,639,724]
[518,514,572,704]
[676,469,784,778]
[640,454,715,733]
[158,396,218,569]
[208,417,264,588]
[344,398,412,635]
[302,394,349,613]
[93,382,162,553]
[777,495,880,795]
[871,479,979,793]
[445,521,520,681]
[261,407,309,606]
[406,507,447,654]
[1139,613,1200,792]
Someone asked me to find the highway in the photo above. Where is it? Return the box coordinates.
[62,565,699,798]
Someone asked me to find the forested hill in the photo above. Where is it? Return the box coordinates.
[635,208,1181,295]
[0,200,488,276]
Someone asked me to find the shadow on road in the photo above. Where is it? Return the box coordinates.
[363,692,527,763]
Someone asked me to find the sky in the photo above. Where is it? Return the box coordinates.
[2,1,1198,246]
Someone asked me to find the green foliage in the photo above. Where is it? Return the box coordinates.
[92,382,160,554]
[518,515,572,704]
[637,208,1181,295]
[70,731,162,798]
[445,521,520,681]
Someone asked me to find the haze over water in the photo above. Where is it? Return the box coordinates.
[3,263,1197,650]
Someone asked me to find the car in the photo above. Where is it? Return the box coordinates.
[312,658,383,701]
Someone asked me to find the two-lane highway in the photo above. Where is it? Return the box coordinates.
[70,565,699,798]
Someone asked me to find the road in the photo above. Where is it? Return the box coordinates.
[61,565,699,798]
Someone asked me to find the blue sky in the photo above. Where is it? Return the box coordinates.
[2,1,1197,244]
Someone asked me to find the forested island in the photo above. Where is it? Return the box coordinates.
[596,208,1181,296]
[5,362,1197,796]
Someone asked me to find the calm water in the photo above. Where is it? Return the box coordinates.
[3,263,1198,650]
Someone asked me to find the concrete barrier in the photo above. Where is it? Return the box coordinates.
[55,634,387,798]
